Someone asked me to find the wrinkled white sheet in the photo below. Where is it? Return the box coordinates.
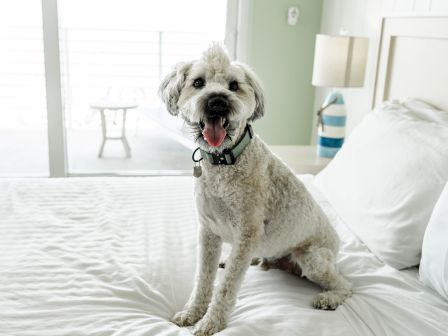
[0,176,447,336]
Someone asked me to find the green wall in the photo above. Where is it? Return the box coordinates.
[246,0,322,145]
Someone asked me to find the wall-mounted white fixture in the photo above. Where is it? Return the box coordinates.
[287,6,300,26]
[339,26,348,35]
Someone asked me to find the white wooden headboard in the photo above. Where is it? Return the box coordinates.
[372,16,448,111]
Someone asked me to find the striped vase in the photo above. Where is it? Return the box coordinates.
[317,91,346,158]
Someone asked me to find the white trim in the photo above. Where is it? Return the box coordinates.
[225,0,239,60]
[42,0,67,177]
[235,0,253,63]
[372,16,448,111]
[381,12,448,18]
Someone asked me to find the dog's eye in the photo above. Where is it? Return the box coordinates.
[229,80,239,91]
[193,78,205,88]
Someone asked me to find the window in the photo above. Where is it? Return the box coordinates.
[0,0,236,177]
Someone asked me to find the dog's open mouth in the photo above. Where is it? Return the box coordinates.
[200,116,229,147]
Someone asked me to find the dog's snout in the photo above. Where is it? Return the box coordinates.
[207,95,229,114]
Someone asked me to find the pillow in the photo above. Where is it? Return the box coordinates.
[401,98,448,126]
[315,102,448,269]
[420,182,448,300]
[380,99,448,126]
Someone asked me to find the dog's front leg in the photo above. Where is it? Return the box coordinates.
[193,226,260,336]
[172,225,222,327]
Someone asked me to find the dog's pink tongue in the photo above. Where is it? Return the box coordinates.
[202,117,226,147]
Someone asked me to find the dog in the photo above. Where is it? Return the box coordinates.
[159,44,352,336]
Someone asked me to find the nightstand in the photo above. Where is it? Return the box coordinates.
[269,145,332,175]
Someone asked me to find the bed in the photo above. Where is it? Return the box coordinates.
[2,16,448,336]
[1,176,447,336]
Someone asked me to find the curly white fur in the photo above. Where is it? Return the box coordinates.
[159,44,352,336]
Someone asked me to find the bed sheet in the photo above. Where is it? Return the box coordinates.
[0,176,447,336]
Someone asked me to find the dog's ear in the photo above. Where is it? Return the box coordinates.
[237,62,265,121]
[158,62,193,116]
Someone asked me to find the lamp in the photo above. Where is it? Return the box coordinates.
[312,34,368,158]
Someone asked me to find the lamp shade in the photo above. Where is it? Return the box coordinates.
[312,34,369,88]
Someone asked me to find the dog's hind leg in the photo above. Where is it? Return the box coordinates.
[219,256,261,269]
[292,246,352,310]
[259,255,302,276]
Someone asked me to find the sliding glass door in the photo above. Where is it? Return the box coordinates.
[58,0,228,175]
[0,1,49,176]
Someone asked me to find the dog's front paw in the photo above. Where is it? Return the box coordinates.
[312,290,349,310]
[171,307,205,327]
[193,313,226,336]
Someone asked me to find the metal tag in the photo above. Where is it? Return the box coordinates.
[193,165,202,178]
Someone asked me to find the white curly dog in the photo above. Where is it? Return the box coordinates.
[159,44,352,336]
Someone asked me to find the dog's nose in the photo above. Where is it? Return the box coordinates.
[207,95,229,114]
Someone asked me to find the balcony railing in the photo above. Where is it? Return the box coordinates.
[0,26,218,129]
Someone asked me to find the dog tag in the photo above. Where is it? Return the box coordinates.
[193,165,202,178]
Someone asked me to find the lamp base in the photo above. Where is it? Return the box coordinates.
[316,91,346,158]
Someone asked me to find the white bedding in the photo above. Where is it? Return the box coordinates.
[1,176,447,336]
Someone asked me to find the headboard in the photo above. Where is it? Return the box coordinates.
[372,16,448,111]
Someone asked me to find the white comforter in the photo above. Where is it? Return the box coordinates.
[0,176,447,336]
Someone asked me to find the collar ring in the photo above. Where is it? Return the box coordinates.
[192,147,203,163]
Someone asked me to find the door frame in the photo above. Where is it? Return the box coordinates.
[42,0,67,177]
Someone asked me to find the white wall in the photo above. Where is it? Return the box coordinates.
[311,0,448,144]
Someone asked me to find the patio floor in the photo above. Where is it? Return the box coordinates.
[0,118,194,176]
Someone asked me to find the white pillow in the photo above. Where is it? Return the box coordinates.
[400,98,448,126]
[420,182,448,300]
[380,99,448,126]
[315,103,448,269]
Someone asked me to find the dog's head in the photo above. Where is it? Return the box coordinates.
[158,43,264,152]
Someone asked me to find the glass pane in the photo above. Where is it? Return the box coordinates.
[0,1,49,176]
[58,0,227,174]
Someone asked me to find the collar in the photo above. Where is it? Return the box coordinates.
[197,124,254,165]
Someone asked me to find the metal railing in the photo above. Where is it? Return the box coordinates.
[0,26,219,128]
[59,27,216,128]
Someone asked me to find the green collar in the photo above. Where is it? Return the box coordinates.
[198,124,254,165]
